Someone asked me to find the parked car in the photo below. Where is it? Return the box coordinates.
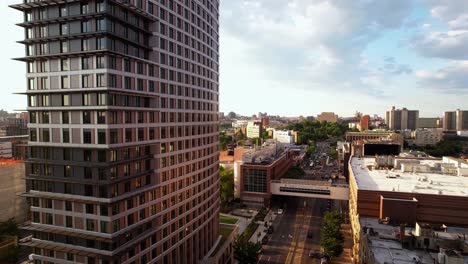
[261,236,268,245]
[277,209,284,215]
[267,226,274,234]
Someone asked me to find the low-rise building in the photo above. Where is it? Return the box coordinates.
[0,159,27,223]
[402,128,443,146]
[240,142,296,207]
[273,130,296,145]
[358,217,468,264]
[348,155,468,262]
[346,131,404,148]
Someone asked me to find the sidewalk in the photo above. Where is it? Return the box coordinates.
[248,210,278,243]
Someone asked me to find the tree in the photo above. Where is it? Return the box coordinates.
[228,111,237,119]
[320,211,344,258]
[0,219,20,263]
[219,132,233,151]
[220,168,234,209]
[233,235,261,264]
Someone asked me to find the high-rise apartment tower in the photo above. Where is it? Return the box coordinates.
[444,109,468,131]
[11,0,220,263]
[386,106,419,131]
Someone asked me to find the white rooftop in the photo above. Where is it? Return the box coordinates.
[350,157,468,197]
[360,217,468,264]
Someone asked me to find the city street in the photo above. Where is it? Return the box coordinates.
[258,197,325,264]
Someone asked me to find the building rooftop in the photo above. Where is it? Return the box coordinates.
[360,217,468,264]
[350,157,468,197]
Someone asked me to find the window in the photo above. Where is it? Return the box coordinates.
[81,2,89,14]
[27,62,34,73]
[124,59,131,72]
[137,63,143,74]
[83,130,92,144]
[41,112,49,123]
[82,57,90,69]
[39,60,47,72]
[137,79,143,91]
[41,95,50,106]
[96,56,105,68]
[96,18,105,31]
[97,74,105,87]
[63,148,70,160]
[28,78,35,90]
[39,8,47,20]
[86,219,95,231]
[62,111,69,124]
[63,128,70,143]
[29,112,37,123]
[82,39,90,51]
[109,56,116,69]
[61,76,69,89]
[60,23,68,35]
[62,94,70,106]
[109,74,117,87]
[97,111,106,124]
[96,1,105,12]
[149,81,155,92]
[61,59,69,71]
[39,26,47,38]
[98,130,106,144]
[66,216,73,228]
[42,129,50,142]
[96,37,106,49]
[98,93,106,105]
[83,93,91,106]
[39,77,48,89]
[63,165,71,177]
[83,111,91,124]
[61,41,68,53]
[82,75,90,88]
[59,5,67,17]
[30,130,37,141]
[124,77,132,89]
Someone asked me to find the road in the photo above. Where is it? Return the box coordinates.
[258,197,325,264]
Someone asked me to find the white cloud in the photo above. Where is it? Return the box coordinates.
[415,61,468,93]
[221,0,413,96]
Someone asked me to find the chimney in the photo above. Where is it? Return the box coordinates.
[400,223,406,241]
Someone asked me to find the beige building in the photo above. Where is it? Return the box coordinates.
[317,112,338,123]
[246,121,262,138]
[402,128,443,146]
[0,160,27,223]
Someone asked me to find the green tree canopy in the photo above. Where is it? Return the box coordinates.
[233,235,262,264]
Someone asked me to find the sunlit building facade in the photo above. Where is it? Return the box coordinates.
[11,0,220,263]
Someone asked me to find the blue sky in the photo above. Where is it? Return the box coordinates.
[1,0,467,118]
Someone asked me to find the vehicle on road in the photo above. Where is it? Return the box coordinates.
[261,236,268,245]
[267,226,274,234]
[277,209,283,215]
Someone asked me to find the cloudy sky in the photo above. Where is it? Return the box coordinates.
[1,1,467,118]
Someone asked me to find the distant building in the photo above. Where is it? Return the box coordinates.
[418,117,442,129]
[273,130,295,145]
[444,109,468,131]
[345,131,404,148]
[359,115,370,131]
[5,114,28,136]
[402,129,443,147]
[0,135,28,159]
[386,106,419,130]
[317,112,338,123]
[246,121,262,138]
[0,159,27,223]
